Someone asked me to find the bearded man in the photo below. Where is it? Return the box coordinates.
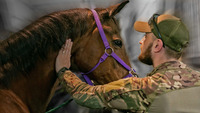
[55,14,200,113]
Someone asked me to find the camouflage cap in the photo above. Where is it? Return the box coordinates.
[134,14,189,52]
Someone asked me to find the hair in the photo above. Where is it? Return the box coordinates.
[165,46,183,59]
[0,8,91,86]
[151,33,183,59]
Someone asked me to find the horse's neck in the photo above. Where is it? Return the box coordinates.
[10,51,59,113]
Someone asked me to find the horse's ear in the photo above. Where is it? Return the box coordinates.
[106,0,129,17]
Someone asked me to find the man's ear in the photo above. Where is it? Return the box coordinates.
[153,39,164,53]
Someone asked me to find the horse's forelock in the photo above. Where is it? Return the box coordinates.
[0,8,91,86]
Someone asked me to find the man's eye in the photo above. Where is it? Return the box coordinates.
[113,40,122,48]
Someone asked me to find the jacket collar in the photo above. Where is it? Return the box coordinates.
[147,60,185,76]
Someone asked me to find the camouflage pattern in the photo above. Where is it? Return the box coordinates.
[58,61,200,112]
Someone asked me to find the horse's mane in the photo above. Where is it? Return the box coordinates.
[0,8,92,86]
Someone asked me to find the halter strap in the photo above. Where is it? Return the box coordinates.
[82,9,136,85]
[91,9,110,49]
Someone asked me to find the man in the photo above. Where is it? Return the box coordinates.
[55,14,200,112]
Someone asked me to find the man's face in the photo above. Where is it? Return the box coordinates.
[138,33,154,65]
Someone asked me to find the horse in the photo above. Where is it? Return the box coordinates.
[0,1,131,113]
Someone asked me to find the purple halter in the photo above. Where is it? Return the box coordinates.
[82,9,136,85]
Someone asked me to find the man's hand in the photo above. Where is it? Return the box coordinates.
[56,39,73,72]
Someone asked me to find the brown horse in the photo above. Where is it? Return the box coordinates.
[0,1,131,113]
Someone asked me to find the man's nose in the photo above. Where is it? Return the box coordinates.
[139,37,145,44]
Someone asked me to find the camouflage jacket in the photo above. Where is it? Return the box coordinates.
[58,61,200,112]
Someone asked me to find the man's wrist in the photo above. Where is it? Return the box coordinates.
[57,67,69,77]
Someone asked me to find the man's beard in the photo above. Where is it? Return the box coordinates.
[138,43,153,65]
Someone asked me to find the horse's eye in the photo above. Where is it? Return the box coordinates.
[113,40,122,48]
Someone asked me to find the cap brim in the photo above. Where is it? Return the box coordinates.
[134,21,151,33]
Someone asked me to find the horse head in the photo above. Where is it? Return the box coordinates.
[71,1,131,85]
[0,1,131,113]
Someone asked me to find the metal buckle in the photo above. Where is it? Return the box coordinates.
[105,47,114,56]
[129,68,138,77]
[129,68,134,75]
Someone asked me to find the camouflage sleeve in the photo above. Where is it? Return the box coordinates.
[58,70,169,111]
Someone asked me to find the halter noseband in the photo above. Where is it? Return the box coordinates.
[82,9,136,85]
